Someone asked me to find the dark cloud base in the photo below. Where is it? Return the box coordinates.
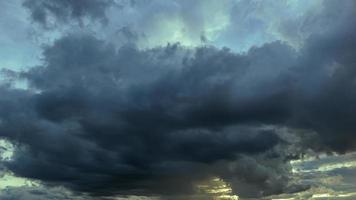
[1,0,356,199]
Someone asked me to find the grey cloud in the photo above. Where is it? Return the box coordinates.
[23,0,114,27]
[0,186,99,200]
[0,35,296,198]
[289,0,356,152]
[1,0,356,199]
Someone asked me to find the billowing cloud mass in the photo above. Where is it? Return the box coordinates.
[1,0,356,199]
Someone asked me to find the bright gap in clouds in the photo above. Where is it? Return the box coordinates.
[0,139,36,189]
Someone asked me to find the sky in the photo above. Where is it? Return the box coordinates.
[0,0,356,199]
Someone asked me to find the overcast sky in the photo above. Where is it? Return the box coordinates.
[1,0,356,199]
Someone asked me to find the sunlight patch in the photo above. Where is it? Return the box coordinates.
[196,177,239,200]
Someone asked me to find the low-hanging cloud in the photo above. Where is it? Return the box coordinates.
[1,0,356,199]
[0,35,295,198]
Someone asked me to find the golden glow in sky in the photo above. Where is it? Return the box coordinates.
[196,177,239,200]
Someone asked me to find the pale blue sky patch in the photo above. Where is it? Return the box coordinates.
[0,0,42,70]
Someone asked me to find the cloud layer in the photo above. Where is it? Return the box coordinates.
[23,0,113,27]
[1,0,356,199]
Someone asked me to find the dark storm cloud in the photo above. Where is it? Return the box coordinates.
[0,35,298,198]
[1,0,356,199]
[289,0,356,152]
[23,0,114,26]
